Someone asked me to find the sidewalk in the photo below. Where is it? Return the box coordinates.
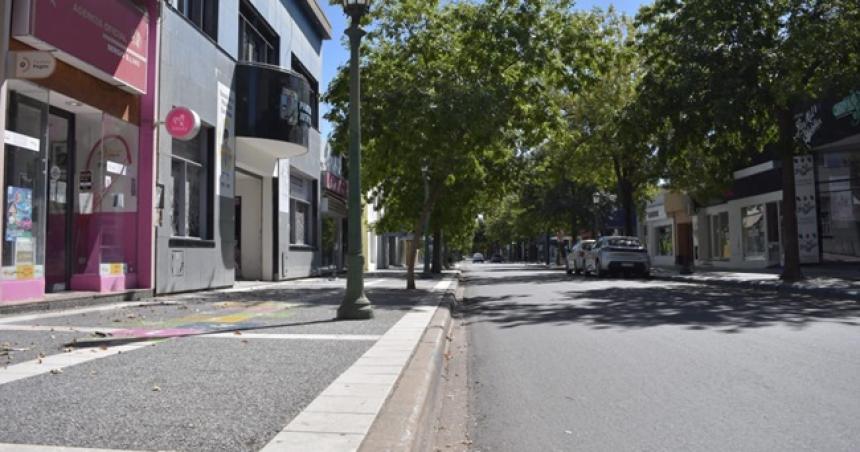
[650,265,860,301]
[0,270,458,452]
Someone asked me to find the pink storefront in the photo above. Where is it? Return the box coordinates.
[0,0,158,304]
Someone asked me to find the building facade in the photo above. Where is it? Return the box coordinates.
[155,0,331,293]
[0,0,159,303]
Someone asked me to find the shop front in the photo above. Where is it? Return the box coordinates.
[806,91,860,263]
[1,0,157,303]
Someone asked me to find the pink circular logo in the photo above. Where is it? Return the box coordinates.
[165,106,200,141]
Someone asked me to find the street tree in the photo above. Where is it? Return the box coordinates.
[636,0,860,280]
[326,0,597,289]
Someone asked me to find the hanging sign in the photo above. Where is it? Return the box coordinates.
[165,106,201,141]
[10,50,56,79]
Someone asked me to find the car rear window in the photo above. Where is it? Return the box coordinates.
[607,238,641,248]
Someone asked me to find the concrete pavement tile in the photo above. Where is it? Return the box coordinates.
[335,371,400,385]
[284,411,377,434]
[302,395,386,415]
[323,382,393,398]
[260,431,364,452]
[343,365,402,375]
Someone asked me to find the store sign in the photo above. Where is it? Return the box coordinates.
[10,50,56,79]
[832,91,860,126]
[13,0,149,93]
[165,107,201,141]
[323,171,348,198]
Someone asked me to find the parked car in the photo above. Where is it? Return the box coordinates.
[565,240,595,275]
[472,252,485,263]
[490,254,504,263]
[584,236,650,277]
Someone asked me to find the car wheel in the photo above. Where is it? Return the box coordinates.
[574,261,582,275]
[596,260,607,278]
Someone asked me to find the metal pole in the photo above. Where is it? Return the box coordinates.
[337,11,373,320]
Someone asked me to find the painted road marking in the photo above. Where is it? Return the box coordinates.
[0,343,150,386]
[0,324,380,342]
[0,301,173,325]
[0,445,148,452]
[259,277,453,452]
[206,333,381,341]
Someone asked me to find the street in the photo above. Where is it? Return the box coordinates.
[458,263,860,452]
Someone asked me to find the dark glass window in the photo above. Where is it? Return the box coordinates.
[239,0,279,65]
[175,0,218,40]
[291,55,320,130]
[171,126,214,240]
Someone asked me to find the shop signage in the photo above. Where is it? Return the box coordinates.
[832,91,860,126]
[79,170,93,191]
[12,0,149,93]
[10,50,56,79]
[324,171,348,198]
[165,107,201,141]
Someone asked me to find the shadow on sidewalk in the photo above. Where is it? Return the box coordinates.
[460,285,860,333]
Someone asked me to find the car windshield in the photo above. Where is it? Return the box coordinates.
[606,238,642,248]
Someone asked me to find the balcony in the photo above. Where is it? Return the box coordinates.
[235,62,312,171]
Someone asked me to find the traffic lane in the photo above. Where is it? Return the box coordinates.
[463,265,860,452]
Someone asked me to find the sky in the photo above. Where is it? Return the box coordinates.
[318,1,651,141]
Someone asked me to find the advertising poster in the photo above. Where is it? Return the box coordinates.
[5,186,33,241]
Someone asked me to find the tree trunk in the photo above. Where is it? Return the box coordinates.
[431,228,442,273]
[778,110,803,281]
[619,178,635,236]
[406,190,439,289]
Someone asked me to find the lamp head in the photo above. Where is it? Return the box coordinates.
[343,0,371,17]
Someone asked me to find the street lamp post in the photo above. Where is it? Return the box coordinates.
[592,192,600,238]
[338,0,373,320]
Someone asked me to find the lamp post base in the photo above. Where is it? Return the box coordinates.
[337,294,374,319]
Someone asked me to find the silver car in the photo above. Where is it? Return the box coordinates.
[565,240,595,275]
[585,236,650,277]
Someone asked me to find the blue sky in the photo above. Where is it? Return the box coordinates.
[318,0,650,140]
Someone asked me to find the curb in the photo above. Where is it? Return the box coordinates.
[651,274,860,301]
[359,274,461,452]
[0,289,153,316]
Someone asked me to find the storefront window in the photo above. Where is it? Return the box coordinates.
[655,225,673,256]
[289,175,316,246]
[742,204,766,258]
[171,126,213,240]
[2,86,49,281]
[816,150,860,262]
[709,212,730,259]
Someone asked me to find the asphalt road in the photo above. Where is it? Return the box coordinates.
[461,263,860,452]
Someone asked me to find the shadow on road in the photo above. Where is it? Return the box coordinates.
[463,270,575,286]
[460,285,860,332]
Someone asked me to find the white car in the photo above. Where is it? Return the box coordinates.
[585,236,650,277]
[565,240,595,275]
[472,253,485,263]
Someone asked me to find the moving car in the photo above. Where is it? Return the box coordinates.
[565,240,595,275]
[585,236,650,277]
[472,252,485,263]
[490,254,504,263]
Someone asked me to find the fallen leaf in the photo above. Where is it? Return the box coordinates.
[152,385,161,392]
[233,331,242,336]
[49,368,63,375]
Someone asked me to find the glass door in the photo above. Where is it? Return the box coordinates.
[45,108,75,292]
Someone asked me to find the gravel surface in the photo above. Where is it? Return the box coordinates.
[0,331,82,366]
[0,337,370,452]
[463,263,860,452]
